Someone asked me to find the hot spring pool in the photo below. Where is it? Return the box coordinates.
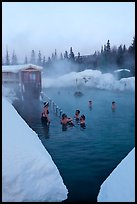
[14,87,135,202]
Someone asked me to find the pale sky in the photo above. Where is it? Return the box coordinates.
[2,2,135,62]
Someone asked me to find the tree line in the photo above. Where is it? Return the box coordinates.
[2,36,135,76]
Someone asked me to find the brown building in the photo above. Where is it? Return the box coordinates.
[2,64,43,100]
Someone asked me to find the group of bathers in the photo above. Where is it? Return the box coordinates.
[60,110,86,130]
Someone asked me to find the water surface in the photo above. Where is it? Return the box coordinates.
[13,87,135,202]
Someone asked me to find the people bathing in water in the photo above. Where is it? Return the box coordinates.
[60,113,74,131]
[74,110,80,121]
[88,100,92,109]
[80,114,86,128]
[40,100,115,130]
[61,113,74,126]
[112,101,116,110]
[41,102,50,125]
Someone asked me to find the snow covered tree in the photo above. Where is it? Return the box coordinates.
[128,36,135,54]
[60,52,63,60]
[37,50,42,66]
[42,56,46,67]
[127,37,135,76]
[69,47,75,61]
[24,56,28,64]
[47,57,51,64]
[123,44,127,53]
[11,50,18,65]
[77,52,82,64]
[30,50,36,64]
[101,46,103,54]
[103,44,107,54]
[51,53,54,61]
[116,45,124,66]
[106,40,111,53]
[64,51,68,59]
[5,49,10,65]
[54,49,57,60]
[2,56,5,65]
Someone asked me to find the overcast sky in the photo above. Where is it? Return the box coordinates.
[2,2,135,63]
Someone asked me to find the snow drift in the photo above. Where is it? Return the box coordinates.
[97,148,135,202]
[2,97,68,202]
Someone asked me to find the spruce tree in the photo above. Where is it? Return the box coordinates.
[128,37,135,75]
[116,45,123,67]
[77,52,81,64]
[11,50,18,65]
[51,53,54,62]
[24,56,28,64]
[5,49,10,65]
[37,50,42,66]
[60,52,63,60]
[54,49,57,60]
[103,45,107,54]
[69,47,75,60]
[2,56,5,65]
[30,50,36,64]
[123,44,127,53]
[42,56,46,67]
[106,40,111,53]
[64,51,68,59]
[101,46,103,54]
[128,36,135,54]
[47,57,51,64]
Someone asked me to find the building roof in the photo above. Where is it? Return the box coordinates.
[2,64,43,73]
[114,69,130,73]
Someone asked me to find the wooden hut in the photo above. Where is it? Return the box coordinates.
[2,64,43,100]
[114,69,131,80]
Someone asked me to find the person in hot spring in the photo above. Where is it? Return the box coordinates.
[41,102,50,125]
[89,100,92,108]
[61,113,74,126]
[74,110,80,122]
[80,114,86,128]
[112,101,116,110]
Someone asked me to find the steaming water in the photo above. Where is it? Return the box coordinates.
[13,87,134,202]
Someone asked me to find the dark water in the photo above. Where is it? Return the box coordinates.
[13,87,135,202]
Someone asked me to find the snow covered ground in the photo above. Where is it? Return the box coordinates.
[2,96,68,202]
[97,148,135,202]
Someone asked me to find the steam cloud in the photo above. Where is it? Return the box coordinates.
[2,67,135,105]
[42,69,135,91]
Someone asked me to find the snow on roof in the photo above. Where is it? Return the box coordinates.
[114,69,130,73]
[2,64,43,73]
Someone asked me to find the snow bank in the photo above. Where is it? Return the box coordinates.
[119,77,135,91]
[42,69,135,91]
[2,97,68,202]
[97,148,135,202]
[2,85,17,103]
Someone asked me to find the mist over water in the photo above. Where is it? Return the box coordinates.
[43,60,80,77]
[2,66,135,105]
[42,68,135,92]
